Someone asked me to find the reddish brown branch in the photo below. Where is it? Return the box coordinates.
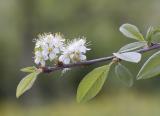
[42,43,160,73]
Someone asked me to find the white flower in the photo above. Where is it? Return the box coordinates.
[34,33,65,66]
[33,33,90,67]
[59,54,70,64]
[59,38,90,64]
[34,51,48,67]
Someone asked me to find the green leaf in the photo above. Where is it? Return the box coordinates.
[115,63,134,87]
[137,51,160,80]
[146,26,154,44]
[20,66,37,73]
[119,23,144,41]
[16,72,39,98]
[146,27,160,45]
[76,64,111,103]
[118,41,147,53]
[113,52,141,63]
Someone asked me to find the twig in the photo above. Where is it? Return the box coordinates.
[42,43,160,73]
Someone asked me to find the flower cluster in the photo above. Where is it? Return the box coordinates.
[59,38,90,64]
[34,33,90,67]
[34,33,65,66]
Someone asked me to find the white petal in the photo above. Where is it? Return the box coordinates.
[40,60,45,67]
[59,55,70,64]
[49,53,56,60]
[35,51,41,56]
[53,48,60,54]
[64,58,70,64]
[35,58,40,64]
[42,49,49,56]
[80,54,86,60]
[79,46,87,53]
[59,55,65,62]
[43,55,49,60]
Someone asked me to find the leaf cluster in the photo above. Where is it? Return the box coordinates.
[17,23,160,103]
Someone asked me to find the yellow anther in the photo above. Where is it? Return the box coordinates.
[48,48,52,52]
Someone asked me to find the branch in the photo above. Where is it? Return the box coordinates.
[42,43,160,73]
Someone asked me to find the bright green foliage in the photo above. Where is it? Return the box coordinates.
[76,64,111,103]
[119,23,144,41]
[118,41,147,53]
[16,72,39,98]
[137,51,160,80]
[113,52,141,63]
[20,66,37,73]
[115,63,134,87]
[146,26,154,44]
[16,23,160,102]
[146,27,160,45]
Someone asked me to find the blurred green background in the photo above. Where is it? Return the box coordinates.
[1,0,160,116]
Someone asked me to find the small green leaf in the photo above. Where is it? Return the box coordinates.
[137,51,160,80]
[146,27,160,45]
[76,64,111,103]
[115,63,134,87]
[20,66,37,73]
[146,26,154,44]
[119,23,144,41]
[113,52,141,63]
[119,41,147,53]
[16,72,39,98]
